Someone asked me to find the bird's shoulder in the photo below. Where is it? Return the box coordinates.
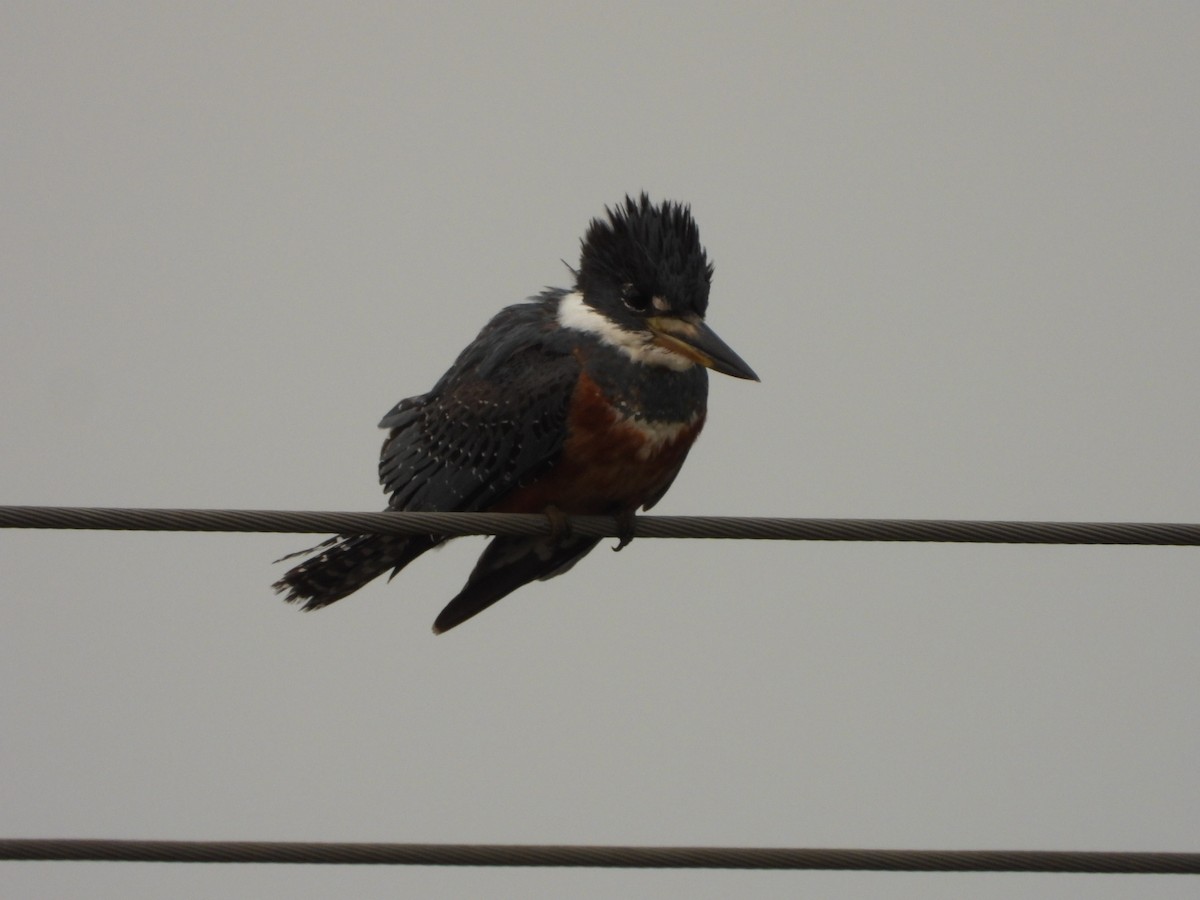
[441,291,581,383]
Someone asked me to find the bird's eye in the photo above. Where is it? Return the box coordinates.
[621,284,651,313]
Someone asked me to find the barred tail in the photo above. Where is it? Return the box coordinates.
[272,533,440,610]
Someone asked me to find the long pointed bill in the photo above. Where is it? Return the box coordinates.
[646,315,760,381]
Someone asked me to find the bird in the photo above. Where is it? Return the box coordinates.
[273,193,758,633]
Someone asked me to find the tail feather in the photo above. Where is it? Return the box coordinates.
[273,533,440,610]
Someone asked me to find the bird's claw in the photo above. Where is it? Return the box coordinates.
[612,510,637,551]
[543,505,572,542]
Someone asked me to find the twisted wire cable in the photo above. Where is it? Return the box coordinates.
[1,839,1198,872]
[2,506,1199,545]
[4,509,1198,875]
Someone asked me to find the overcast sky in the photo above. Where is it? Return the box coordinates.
[3,3,1198,897]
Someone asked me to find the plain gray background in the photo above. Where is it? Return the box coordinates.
[3,3,1198,897]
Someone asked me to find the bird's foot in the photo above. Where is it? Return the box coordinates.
[612,509,637,552]
[542,504,572,543]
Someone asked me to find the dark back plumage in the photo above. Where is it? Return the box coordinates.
[377,297,578,514]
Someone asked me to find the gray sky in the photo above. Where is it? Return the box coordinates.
[3,3,1198,897]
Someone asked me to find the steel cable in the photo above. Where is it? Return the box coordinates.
[2,506,1199,545]
[1,839,1198,872]
[4,509,1198,876]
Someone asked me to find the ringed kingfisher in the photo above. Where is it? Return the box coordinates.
[274,194,758,633]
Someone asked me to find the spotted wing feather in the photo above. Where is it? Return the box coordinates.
[275,298,580,611]
[378,301,580,515]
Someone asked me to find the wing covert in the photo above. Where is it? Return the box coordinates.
[377,301,580,514]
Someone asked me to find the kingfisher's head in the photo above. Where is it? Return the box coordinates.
[562,194,758,381]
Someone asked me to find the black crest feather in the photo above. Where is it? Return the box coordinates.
[577,193,713,316]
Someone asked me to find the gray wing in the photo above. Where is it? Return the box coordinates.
[377,300,580,514]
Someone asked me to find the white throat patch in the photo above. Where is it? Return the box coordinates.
[556,291,694,371]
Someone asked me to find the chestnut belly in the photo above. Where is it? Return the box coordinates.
[493,371,706,515]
